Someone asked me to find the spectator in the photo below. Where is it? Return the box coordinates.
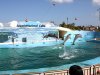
[97,70,100,75]
[69,65,83,75]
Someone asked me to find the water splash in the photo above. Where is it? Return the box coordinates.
[59,45,67,57]
[59,45,75,59]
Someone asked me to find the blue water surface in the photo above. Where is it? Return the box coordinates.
[0,42,100,73]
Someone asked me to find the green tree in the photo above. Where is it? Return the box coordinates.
[59,22,81,30]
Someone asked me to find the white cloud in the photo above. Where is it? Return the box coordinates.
[10,21,18,28]
[51,0,74,4]
[0,23,4,27]
[93,0,100,5]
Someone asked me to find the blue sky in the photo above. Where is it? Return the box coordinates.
[0,0,100,26]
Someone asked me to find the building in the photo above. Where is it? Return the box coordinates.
[17,21,42,27]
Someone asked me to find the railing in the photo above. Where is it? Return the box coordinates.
[0,64,100,75]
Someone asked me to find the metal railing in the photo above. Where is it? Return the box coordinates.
[0,64,100,75]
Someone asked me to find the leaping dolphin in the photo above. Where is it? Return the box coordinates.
[72,34,82,45]
[63,34,71,45]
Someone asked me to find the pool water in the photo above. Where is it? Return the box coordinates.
[0,42,100,71]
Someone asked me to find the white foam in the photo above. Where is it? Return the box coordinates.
[63,55,75,59]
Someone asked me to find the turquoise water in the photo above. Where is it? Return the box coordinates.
[0,29,100,74]
[0,42,100,71]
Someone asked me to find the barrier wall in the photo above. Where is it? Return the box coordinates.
[0,64,100,75]
[64,31,100,45]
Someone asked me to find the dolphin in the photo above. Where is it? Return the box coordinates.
[63,34,71,45]
[72,34,82,45]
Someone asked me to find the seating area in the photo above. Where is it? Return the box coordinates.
[1,64,99,75]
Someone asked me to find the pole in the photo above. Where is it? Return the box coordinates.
[97,8,100,25]
[67,17,68,24]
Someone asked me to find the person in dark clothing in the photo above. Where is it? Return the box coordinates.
[69,65,83,75]
[12,37,14,44]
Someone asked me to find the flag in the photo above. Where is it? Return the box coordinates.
[75,18,77,20]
